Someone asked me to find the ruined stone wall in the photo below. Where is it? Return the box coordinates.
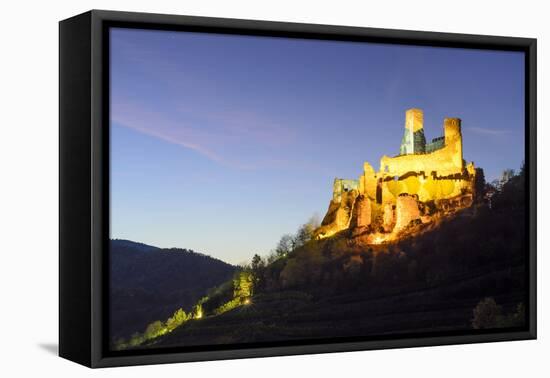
[394,195,421,233]
[333,178,359,202]
[380,118,463,178]
[382,204,395,232]
[359,162,378,200]
[359,160,475,205]
[350,195,372,229]
[317,190,358,239]
[380,174,475,204]
[317,109,476,241]
[425,136,445,153]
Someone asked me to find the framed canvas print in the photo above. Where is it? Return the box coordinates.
[59,10,537,368]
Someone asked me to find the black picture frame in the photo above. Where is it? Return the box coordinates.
[59,9,537,368]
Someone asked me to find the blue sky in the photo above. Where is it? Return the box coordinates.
[110,27,525,264]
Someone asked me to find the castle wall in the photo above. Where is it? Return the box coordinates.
[355,196,372,228]
[383,204,395,232]
[426,136,445,153]
[380,118,463,178]
[333,178,359,202]
[394,195,421,233]
[359,162,378,200]
[317,190,358,239]
[380,174,475,204]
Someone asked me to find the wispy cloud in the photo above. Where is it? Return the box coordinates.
[111,99,298,170]
[466,127,512,136]
[113,111,228,166]
[109,30,302,171]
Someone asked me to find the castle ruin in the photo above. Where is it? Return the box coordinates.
[316,108,476,242]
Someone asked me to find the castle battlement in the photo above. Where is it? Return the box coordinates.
[381,111,464,179]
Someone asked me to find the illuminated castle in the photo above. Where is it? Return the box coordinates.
[316,108,476,241]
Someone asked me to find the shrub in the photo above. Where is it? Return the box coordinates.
[472,297,502,329]
[166,308,188,331]
[144,320,166,339]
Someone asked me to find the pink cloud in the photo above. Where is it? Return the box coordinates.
[111,99,298,170]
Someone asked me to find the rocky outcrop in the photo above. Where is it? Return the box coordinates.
[315,190,358,239]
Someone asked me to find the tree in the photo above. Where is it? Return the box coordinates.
[491,166,525,211]
[275,234,294,258]
[474,167,486,203]
[294,216,320,249]
[498,169,515,189]
[266,250,280,264]
[510,303,525,327]
[128,332,144,347]
[519,161,526,178]
[279,258,306,288]
[233,271,254,299]
[250,254,266,290]
[251,254,265,271]
[472,297,502,329]
[174,308,187,323]
[192,303,204,319]
[144,320,165,339]
[166,308,187,331]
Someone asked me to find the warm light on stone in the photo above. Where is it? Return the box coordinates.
[356,196,372,228]
[394,195,421,233]
[315,108,476,242]
[405,108,424,132]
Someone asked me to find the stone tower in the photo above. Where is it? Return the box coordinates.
[443,117,463,170]
[400,108,426,155]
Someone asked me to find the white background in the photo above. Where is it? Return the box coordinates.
[0,0,547,376]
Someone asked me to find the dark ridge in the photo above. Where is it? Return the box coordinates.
[109,240,237,341]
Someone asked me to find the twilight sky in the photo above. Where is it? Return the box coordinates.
[110,27,525,264]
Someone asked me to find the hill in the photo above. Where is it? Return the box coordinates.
[115,166,527,350]
[109,240,236,341]
[135,168,527,349]
[150,204,526,348]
